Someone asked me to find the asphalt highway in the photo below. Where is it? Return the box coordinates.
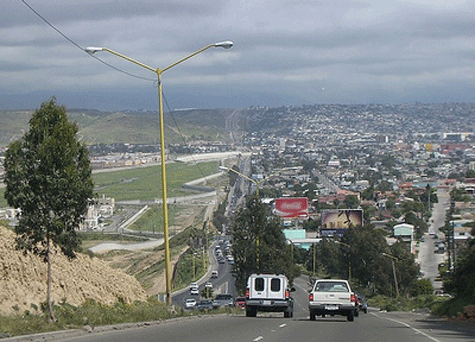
[24,276,475,342]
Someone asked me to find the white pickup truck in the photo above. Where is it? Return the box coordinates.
[245,273,294,318]
[308,279,357,322]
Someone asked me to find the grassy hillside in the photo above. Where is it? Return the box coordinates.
[0,108,235,147]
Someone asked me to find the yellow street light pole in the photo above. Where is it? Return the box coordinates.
[219,166,260,198]
[86,41,233,306]
[382,252,399,298]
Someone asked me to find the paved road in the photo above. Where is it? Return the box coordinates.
[173,239,236,308]
[417,187,450,289]
[19,276,475,342]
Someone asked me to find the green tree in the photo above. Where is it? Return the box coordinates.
[443,239,475,298]
[343,195,360,209]
[412,279,434,296]
[231,196,298,293]
[341,225,393,294]
[389,241,419,295]
[3,99,94,322]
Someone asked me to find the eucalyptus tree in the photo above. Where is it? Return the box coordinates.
[231,195,298,293]
[4,99,94,322]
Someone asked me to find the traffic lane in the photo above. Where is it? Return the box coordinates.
[173,259,235,308]
[52,311,465,342]
[371,311,475,342]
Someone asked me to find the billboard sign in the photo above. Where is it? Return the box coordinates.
[275,197,308,218]
[321,209,363,237]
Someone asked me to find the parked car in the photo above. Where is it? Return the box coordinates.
[184,298,197,309]
[212,294,234,308]
[197,299,214,311]
[235,296,246,309]
[211,270,218,278]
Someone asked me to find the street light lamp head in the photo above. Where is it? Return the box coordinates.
[85,47,104,54]
[214,41,233,49]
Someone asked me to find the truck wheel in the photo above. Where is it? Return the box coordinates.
[284,310,293,318]
[246,309,256,317]
[347,310,355,322]
[310,311,316,321]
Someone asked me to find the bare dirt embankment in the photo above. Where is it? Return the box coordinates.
[0,226,147,316]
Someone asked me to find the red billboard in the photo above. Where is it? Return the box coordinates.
[274,197,308,218]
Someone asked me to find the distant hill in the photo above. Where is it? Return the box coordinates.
[0,108,238,147]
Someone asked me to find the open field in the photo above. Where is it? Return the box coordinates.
[0,160,220,207]
[93,161,219,201]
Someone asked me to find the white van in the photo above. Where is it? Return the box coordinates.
[245,273,294,318]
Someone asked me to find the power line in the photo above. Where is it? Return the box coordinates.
[20,0,219,192]
[18,0,155,82]
[163,92,215,189]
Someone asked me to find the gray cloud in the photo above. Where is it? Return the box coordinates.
[1,0,475,110]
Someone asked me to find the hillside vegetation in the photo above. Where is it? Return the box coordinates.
[0,108,236,147]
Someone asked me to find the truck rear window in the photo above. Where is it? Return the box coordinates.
[255,277,265,291]
[271,278,281,292]
[315,281,349,292]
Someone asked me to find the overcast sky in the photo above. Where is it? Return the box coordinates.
[2,0,475,111]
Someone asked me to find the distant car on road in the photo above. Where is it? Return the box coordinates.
[189,283,199,295]
[235,296,246,309]
[184,298,197,309]
[197,299,213,311]
[212,294,234,308]
[211,270,218,278]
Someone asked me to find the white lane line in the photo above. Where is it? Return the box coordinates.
[253,336,263,341]
[279,323,287,328]
[372,313,442,342]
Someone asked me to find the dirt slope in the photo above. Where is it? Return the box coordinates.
[0,226,147,316]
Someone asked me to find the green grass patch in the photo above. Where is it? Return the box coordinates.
[0,297,187,338]
[78,232,149,242]
[93,161,219,201]
[0,161,219,208]
[127,205,175,233]
[368,294,451,312]
[433,295,475,318]
[0,188,6,208]
[173,248,209,290]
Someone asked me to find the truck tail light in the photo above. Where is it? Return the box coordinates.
[285,290,290,298]
[246,289,249,299]
[309,293,314,301]
[350,293,356,303]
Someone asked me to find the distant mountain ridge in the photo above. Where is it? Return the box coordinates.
[0,108,237,147]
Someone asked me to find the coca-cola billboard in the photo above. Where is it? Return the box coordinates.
[274,197,308,218]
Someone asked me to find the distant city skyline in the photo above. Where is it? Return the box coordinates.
[2,0,475,111]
